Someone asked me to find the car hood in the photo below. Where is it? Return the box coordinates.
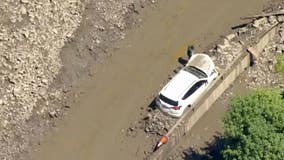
[186,54,214,76]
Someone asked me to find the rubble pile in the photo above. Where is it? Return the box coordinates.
[95,0,143,30]
[209,15,281,71]
[246,45,280,87]
[246,24,284,87]
[0,0,84,159]
[209,36,243,70]
[143,109,176,136]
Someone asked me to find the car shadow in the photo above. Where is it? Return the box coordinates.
[183,133,225,160]
[148,98,158,110]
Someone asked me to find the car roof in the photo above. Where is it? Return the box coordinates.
[160,70,199,101]
[186,54,214,76]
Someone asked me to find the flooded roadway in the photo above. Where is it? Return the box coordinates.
[32,0,268,160]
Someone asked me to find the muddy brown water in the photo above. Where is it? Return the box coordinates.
[32,0,268,160]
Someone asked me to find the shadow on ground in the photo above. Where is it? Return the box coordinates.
[148,98,158,110]
[183,134,224,160]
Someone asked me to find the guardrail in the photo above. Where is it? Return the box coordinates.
[149,22,281,160]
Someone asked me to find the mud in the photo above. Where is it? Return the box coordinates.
[31,0,270,160]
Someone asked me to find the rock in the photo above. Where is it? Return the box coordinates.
[2,120,9,128]
[223,38,230,46]
[238,27,249,34]
[276,44,284,53]
[269,64,274,71]
[95,25,105,31]
[48,111,57,118]
[52,29,58,34]
[217,44,225,52]
[41,79,48,85]
[225,33,236,41]
[13,87,23,96]
[221,51,229,55]
[20,6,27,15]
[277,15,284,22]
[20,0,29,4]
[38,87,47,97]
[126,126,138,137]
[253,17,268,30]
[95,39,101,44]
[268,16,277,24]
[279,30,284,43]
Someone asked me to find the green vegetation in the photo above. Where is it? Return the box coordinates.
[275,54,284,78]
[222,89,284,160]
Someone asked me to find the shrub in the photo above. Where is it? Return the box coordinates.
[222,89,284,160]
[275,54,284,78]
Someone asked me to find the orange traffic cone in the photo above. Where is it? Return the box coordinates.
[153,135,168,152]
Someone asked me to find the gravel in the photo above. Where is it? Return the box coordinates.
[0,0,159,159]
[0,0,84,159]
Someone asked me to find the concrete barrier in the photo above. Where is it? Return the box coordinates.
[149,22,281,160]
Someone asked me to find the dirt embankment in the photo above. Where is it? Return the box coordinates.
[57,0,156,87]
[0,0,84,159]
[0,0,157,159]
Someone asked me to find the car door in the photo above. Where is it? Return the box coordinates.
[181,80,207,107]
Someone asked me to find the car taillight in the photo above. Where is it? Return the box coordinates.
[172,106,181,110]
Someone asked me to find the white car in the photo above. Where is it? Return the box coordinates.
[155,54,218,118]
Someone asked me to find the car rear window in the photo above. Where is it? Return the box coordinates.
[183,66,207,78]
[159,94,178,106]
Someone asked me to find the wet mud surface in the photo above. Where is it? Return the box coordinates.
[31,0,271,160]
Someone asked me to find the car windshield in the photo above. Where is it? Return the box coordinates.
[183,66,207,79]
[159,94,178,106]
